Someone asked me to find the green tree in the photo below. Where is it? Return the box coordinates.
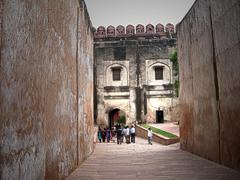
[116,115,126,125]
[170,51,179,97]
[170,51,178,74]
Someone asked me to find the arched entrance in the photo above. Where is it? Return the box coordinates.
[108,108,126,128]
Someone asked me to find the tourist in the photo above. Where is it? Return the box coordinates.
[106,128,111,143]
[125,126,130,144]
[147,127,153,145]
[98,127,102,143]
[111,126,116,142]
[130,125,135,143]
[102,128,106,143]
[116,125,122,144]
[120,125,124,143]
[122,126,126,143]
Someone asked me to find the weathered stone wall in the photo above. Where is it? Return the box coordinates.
[0,0,94,179]
[94,38,177,126]
[178,0,240,171]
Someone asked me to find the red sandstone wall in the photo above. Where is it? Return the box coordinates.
[0,0,94,179]
[178,0,240,171]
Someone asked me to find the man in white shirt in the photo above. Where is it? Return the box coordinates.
[130,125,136,143]
[125,126,130,144]
[147,128,153,145]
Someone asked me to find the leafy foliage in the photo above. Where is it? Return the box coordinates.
[116,115,126,124]
[174,80,179,97]
[170,51,178,73]
[170,51,179,97]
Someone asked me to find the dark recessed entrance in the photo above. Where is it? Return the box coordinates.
[108,108,126,128]
[156,110,164,123]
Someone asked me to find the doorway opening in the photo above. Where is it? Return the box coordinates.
[108,108,126,128]
[156,110,164,123]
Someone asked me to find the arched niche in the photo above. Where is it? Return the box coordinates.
[96,26,106,38]
[108,108,126,128]
[156,23,164,33]
[146,24,154,34]
[136,24,144,34]
[116,25,125,36]
[105,63,129,86]
[107,25,115,37]
[166,23,175,33]
[126,25,135,35]
[146,61,171,85]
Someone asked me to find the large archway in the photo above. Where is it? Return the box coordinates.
[108,108,126,128]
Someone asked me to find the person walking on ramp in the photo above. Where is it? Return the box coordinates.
[147,127,153,145]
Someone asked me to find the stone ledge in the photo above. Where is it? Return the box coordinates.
[136,125,179,145]
[104,86,129,92]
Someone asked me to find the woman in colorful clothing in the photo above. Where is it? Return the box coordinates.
[102,128,106,143]
[106,128,111,143]
[97,127,102,143]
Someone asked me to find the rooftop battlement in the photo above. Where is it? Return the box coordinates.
[94,23,176,40]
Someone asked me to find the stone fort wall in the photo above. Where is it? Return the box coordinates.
[94,25,177,127]
[0,0,94,179]
[178,0,240,172]
[94,23,175,39]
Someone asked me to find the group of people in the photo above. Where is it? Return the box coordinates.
[97,125,136,144]
[97,127,112,143]
[116,125,136,144]
[97,125,153,145]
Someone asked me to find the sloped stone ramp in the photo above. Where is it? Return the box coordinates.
[67,137,240,180]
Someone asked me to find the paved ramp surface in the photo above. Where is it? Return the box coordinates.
[67,137,240,180]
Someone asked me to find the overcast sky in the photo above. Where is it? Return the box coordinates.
[85,0,196,28]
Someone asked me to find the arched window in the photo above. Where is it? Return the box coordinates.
[106,64,128,86]
[147,62,171,85]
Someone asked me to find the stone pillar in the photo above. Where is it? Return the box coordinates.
[129,88,136,125]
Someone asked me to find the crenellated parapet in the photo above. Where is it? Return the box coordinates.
[94,23,176,39]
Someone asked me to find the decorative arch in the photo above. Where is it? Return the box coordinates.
[136,24,144,34]
[126,24,135,35]
[146,24,154,34]
[146,61,172,85]
[96,26,106,38]
[107,25,115,37]
[105,63,128,73]
[108,108,126,127]
[166,23,175,33]
[116,25,125,36]
[105,63,129,86]
[156,23,164,33]
[149,61,171,70]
